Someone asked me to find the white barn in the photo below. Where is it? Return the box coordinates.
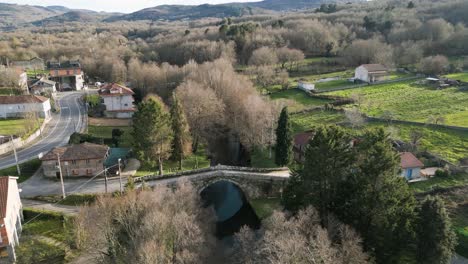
[355,64,388,83]
[0,95,51,119]
[98,83,135,119]
[298,81,315,92]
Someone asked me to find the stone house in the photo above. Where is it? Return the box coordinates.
[30,78,57,95]
[41,142,109,178]
[400,152,424,181]
[47,61,84,91]
[0,176,23,263]
[0,95,51,119]
[98,83,135,119]
[355,64,388,83]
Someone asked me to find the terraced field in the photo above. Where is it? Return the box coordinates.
[325,80,468,127]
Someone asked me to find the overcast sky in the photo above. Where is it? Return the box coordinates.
[1,0,260,13]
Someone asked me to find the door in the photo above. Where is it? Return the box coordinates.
[406,169,413,180]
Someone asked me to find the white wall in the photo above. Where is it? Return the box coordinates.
[401,167,422,180]
[0,100,51,119]
[103,95,134,111]
[355,66,370,82]
[5,177,22,249]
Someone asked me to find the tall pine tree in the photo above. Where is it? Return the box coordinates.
[416,196,457,264]
[132,95,172,175]
[275,107,292,166]
[170,93,192,170]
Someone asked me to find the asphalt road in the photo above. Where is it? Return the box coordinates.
[0,92,86,170]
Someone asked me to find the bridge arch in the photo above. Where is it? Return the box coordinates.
[196,176,261,200]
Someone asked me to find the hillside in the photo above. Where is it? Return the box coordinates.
[0,3,62,27]
[32,11,106,25]
[251,0,348,11]
[104,4,268,22]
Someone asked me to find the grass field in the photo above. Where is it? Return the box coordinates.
[325,80,468,127]
[290,110,468,164]
[0,158,41,183]
[410,174,468,193]
[315,79,354,90]
[87,125,133,147]
[0,118,44,138]
[250,197,282,220]
[445,72,468,82]
[135,145,211,176]
[269,89,331,111]
[250,148,277,168]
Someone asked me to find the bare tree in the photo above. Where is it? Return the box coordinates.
[75,181,217,264]
[419,55,449,75]
[345,108,365,128]
[249,47,278,66]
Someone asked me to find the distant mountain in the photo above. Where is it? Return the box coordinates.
[104,4,268,22]
[32,11,101,26]
[0,3,62,27]
[45,5,71,13]
[105,0,355,22]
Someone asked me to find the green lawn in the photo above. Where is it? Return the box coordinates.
[289,109,468,164]
[87,125,133,147]
[269,89,331,112]
[250,197,282,220]
[0,118,44,138]
[445,72,468,82]
[325,80,468,127]
[410,174,468,193]
[315,79,356,90]
[135,145,211,176]
[250,148,277,168]
[0,158,41,183]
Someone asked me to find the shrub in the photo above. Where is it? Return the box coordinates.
[435,169,450,178]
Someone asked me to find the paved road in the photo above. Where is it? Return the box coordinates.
[0,92,86,170]
[21,199,80,215]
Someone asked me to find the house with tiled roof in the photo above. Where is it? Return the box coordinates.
[355,64,388,83]
[0,176,23,262]
[400,152,424,180]
[293,131,315,163]
[98,83,135,119]
[0,95,51,119]
[41,142,110,178]
[30,77,57,95]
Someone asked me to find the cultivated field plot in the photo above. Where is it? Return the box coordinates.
[325,80,468,127]
[290,110,468,164]
[269,89,331,112]
[445,72,468,82]
[0,118,43,137]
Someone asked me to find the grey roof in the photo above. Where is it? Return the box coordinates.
[361,64,388,73]
[32,78,56,87]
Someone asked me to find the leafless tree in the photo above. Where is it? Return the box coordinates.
[345,108,365,128]
[75,181,217,264]
[249,47,278,66]
[419,55,449,75]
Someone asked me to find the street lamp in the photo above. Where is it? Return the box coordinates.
[118,158,122,195]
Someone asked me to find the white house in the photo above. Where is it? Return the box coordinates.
[400,152,424,181]
[355,64,388,83]
[0,95,52,119]
[30,78,57,95]
[298,81,315,93]
[0,176,23,263]
[98,83,135,119]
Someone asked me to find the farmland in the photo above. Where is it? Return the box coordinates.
[0,118,44,138]
[445,72,468,82]
[325,80,468,127]
[269,89,331,111]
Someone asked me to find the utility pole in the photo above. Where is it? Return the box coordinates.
[118,158,123,195]
[56,154,66,199]
[10,136,20,176]
[104,168,108,194]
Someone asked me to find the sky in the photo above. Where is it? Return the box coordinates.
[1,0,260,13]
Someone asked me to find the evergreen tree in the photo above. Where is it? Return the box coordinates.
[416,196,457,264]
[275,107,292,166]
[170,93,192,170]
[132,95,172,175]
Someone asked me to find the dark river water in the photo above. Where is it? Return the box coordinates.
[201,180,261,238]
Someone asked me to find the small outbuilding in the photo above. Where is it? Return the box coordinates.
[30,78,57,95]
[400,152,424,181]
[355,64,388,83]
[297,81,315,93]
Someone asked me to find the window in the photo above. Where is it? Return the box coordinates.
[124,103,128,107]
[71,160,77,165]
[54,70,58,76]
[86,169,93,175]
[72,169,79,176]
[86,159,90,164]
[66,70,70,75]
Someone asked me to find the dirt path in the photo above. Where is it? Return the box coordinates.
[22,199,80,215]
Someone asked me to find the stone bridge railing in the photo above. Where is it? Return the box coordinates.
[134,165,291,199]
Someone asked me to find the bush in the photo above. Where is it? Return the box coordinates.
[435,169,450,178]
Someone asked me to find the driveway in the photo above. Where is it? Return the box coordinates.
[0,92,87,169]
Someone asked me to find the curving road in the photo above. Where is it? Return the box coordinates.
[0,92,86,170]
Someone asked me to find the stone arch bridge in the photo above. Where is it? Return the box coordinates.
[134,165,291,198]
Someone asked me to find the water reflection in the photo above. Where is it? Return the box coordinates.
[201,180,261,238]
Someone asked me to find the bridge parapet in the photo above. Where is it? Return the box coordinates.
[135,165,290,199]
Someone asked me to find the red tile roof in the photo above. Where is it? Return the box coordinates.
[361,64,388,73]
[294,131,314,147]
[0,95,48,104]
[41,142,109,161]
[99,83,134,97]
[400,152,424,169]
